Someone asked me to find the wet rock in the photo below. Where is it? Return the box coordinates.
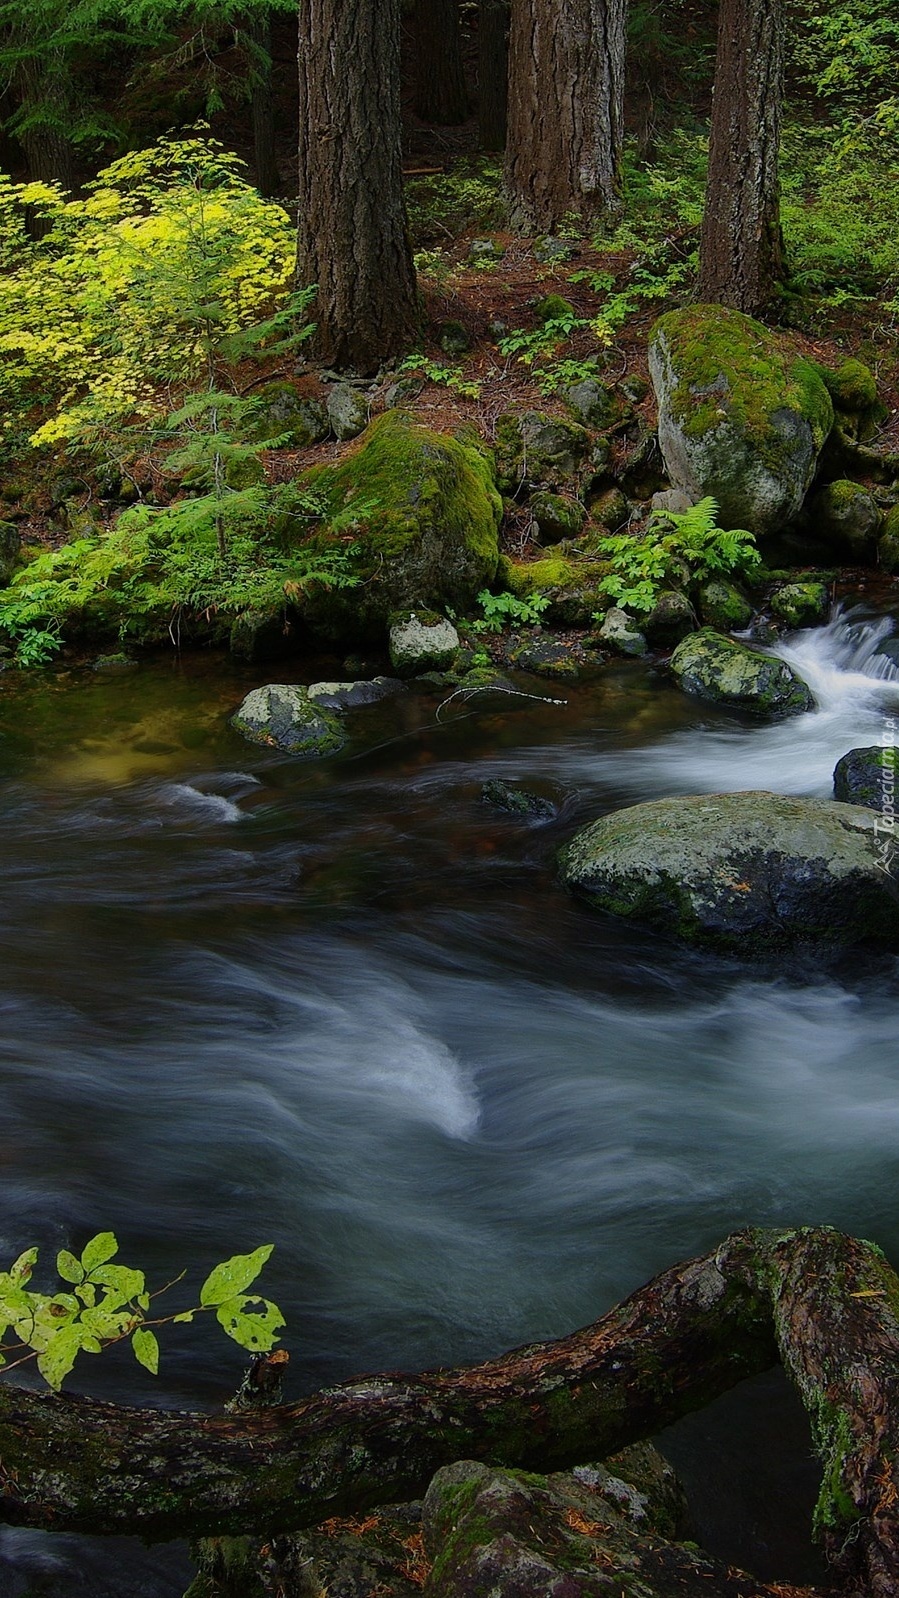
[508,635,590,680]
[649,304,833,536]
[560,790,899,952]
[670,628,814,717]
[307,676,406,710]
[810,479,880,562]
[389,610,460,676]
[480,778,557,820]
[769,582,829,628]
[326,383,370,441]
[91,654,138,674]
[696,580,753,632]
[833,744,899,811]
[598,606,648,657]
[231,684,345,756]
[529,491,586,543]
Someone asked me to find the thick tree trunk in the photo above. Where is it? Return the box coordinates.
[478,0,508,152]
[296,0,418,372]
[505,0,628,233]
[240,14,278,197]
[2,1228,899,1594]
[698,0,785,312]
[413,0,468,125]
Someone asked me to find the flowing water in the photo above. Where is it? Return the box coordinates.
[1,608,899,1595]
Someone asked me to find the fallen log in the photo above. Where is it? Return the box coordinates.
[0,1226,897,1596]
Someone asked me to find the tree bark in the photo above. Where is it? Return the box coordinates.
[698,0,785,312]
[505,0,628,233]
[478,0,508,151]
[412,0,468,125]
[240,13,278,197]
[2,1228,899,1594]
[296,0,418,373]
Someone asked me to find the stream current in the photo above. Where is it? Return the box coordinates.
[1,606,899,1594]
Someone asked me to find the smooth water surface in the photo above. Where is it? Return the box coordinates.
[2,609,899,1593]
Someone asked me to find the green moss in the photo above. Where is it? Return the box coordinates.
[809,1398,859,1537]
[821,358,878,413]
[651,303,833,470]
[534,294,575,325]
[293,411,501,643]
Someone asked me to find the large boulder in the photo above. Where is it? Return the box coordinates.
[809,479,880,561]
[560,791,899,952]
[290,412,501,644]
[389,609,460,676]
[670,628,814,716]
[833,744,899,811]
[231,684,345,756]
[649,304,833,536]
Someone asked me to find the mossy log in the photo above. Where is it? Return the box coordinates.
[1,1228,898,1595]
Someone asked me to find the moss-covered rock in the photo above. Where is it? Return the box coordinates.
[585,487,629,535]
[697,579,753,631]
[769,582,829,628]
[649,304,834,536]
[529,491,586,543]
[878,504,899,574]
[480,778,557,820]
[326,382,370,441]
[598,605,648,656]
[833,744,899,811]
[495,410,590,492]
[507,635,595,680]
[437,319,470,354]
[821,357,878,413]
[810,479,880,562]
[389,609,460,675]
[560,790,899,952]
[306,676,406,709]
[231,683,345,756]
[292,412,501,644]
[565,377,612,428]
[642,588,695,646]
[229,608,293,663]
[253,381,330,447]
[501,553,608,627]
[534,293,576,325]
[670,628,814,716]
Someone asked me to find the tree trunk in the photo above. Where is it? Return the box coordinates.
[240,13,278,197]
[413,0,468,125]
[698,0,785,312]
[296,0,418,373]
[2,1228,899,1594]
[478,0,508,152]
[505,0,628,233]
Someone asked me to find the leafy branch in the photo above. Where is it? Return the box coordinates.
[0,1233,284,1391]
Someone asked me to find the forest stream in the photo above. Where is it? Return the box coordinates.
[2,606,899,1595]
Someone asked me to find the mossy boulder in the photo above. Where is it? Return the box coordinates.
[878,504,899,574]
[529,490,586,543]
[231,684,345,756]
[560,791,899,952]
[534,293,575,325]
[502,553,608,627]
[834,744,899,811]
[389,609,460,675]
[670,628,814,716]
[822,358,878,413]
[649,304,834,536]
[253,381,330,447]
[598,605,648,656]
[292,412,501,644]
[642,588,695,646]
[326,382,369,441]
[585,487,629,535]
[0,521,20,585]
[769,581,829,628]
[306,676,406,709]
[565,376,612,428]
[697,579,753,631]
[810,479,880,561]
[495,410,590,492]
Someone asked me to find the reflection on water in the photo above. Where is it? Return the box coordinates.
[1,612,898,1591]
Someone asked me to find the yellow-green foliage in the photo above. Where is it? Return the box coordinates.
[0,135,295,457]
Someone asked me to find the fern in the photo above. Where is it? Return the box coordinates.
[597,497,759,614]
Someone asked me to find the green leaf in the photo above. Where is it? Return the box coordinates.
[215,1294,285,1352]
[56,1250,84,1284]
[132,1327,159,1375]
[81,1232,119,1273]
[172,1310,195,1323]
[90,1264,145,1301]
[199,1245,273,1308]
[36,1325,83,1391]
[9,1247,38,1283]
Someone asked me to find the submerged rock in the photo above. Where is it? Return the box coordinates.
[649,304,833,536]
[480,778,557,820]
[560,790,899,952]
[231,684,345,756]
[834,744,899,811]
[670,628,814,716]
